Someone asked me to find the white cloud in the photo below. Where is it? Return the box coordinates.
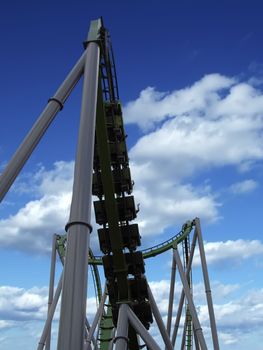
[124,74,236,131]
[0,283,97,323]
[200,288,263,334]
[0,283,98,349]
[0,192,71,253]
[218,331,238,345]
[121,73,263,239]
[0,320,14,330]
[132,171,219,237]
[0,279,262,349]
[229,179,258,194]
[148,280,239,312]
[193,281,240,303]
[0,160,218,252]
[194,239,263,266]
[2,73,263,252]
[0,162,99,254]
[0,285,49,321]
[33,161,74,196]
[149,279,263,347]
[126,75,263,177]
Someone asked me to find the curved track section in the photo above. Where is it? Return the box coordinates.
[56,219,194,267]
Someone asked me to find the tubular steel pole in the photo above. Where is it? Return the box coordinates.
[45,234,57,350]
[172,285,185,347]
[166,249,176,336]
[172,230,198,347]
[108,328,116,350]
[173,248,208,350]
[147,285,173,350]
[127,306,161,350]
[37,274,63,350]
[115,304,129,350]
[84,290,107,350]
[57,20,101,350]
[194,331,201,350]
[195,218,220,350]
[0,51,86,202]
[85,319,96,348]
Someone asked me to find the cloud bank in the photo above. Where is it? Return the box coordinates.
[125,74,263,236]
[1,280,262,348]
[1,73,262,252]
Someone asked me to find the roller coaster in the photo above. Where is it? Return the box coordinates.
[0,18,220,350]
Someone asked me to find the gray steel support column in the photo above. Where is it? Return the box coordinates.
[147,285,173,350]
[37,274,63,350]
[0,51,86,202]
[167,249,176,337]
[45,234,57,350]
[115,304,129,350]
[195,218,220,350]
[57,35,100,350]
[173,248,208,350]
[172,230,198,347]
[126,306,161,350]
[194,331,201,350]
[172,287,184,347]
[84,291,107,350]
[85,319,96,348]
[108,328,115,350]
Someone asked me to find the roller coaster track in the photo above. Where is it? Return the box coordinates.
[56,219,194,282]
[53,20,198,349]
[57,220,194,265]
[56,220,194,348]
[0,17,220,350]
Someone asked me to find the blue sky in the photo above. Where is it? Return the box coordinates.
[1,0,263,349]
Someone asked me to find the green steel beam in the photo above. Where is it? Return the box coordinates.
[95,80,129,301]
[142,220,194,259]
[99,302,114,350]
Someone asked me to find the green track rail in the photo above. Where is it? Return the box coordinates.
[90,219,194,265]
[57,219,194,266]
[56,220,194,349]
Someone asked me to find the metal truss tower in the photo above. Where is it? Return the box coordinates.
[0,18,220,350]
